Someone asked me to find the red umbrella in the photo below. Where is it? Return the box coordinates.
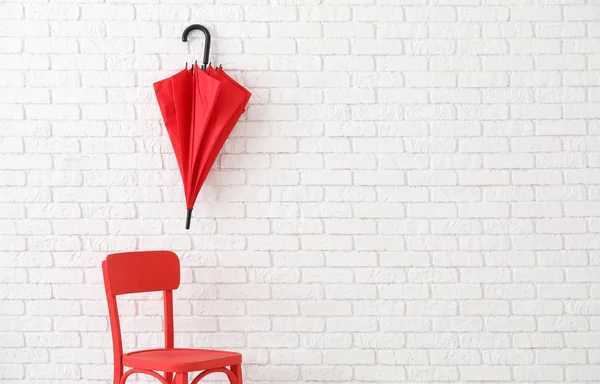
[153,24,251,229]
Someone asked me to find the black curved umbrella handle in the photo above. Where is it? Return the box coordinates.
[182,24,211,70]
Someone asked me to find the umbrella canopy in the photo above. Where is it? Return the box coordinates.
[153,25,251,229]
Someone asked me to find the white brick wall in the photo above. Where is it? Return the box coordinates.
[1,0,600,382]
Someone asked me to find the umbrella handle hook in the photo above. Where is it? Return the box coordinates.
[182,24,211,70]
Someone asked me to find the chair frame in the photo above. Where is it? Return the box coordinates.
[102,250,242,384]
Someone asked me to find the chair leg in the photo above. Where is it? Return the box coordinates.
[231,365,242,384]
[165,372,173,384]
[174,372,188,384]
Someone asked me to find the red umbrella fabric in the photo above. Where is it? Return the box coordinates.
[191,66,251,203]
[153,25,251,229]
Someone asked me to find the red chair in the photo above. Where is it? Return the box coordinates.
[102,251,242,384]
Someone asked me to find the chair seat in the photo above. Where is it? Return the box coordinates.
[123,348,242,372]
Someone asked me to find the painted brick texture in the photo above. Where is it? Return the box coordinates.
[1,1,600,383]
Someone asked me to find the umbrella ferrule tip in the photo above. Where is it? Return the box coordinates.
[185,209,192,230]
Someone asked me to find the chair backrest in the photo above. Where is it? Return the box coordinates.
[102,251,180,384]
[103,250,180,295]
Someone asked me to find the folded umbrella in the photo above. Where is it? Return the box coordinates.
[153,24,251,229]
